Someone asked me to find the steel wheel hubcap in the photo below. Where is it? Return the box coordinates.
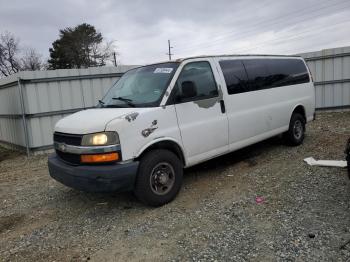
[150,162,175,195]
[293,120,303,140]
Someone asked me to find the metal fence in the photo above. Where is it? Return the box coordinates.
[298,46,350,109]
[1,46,350,155]
[0,65,137,154]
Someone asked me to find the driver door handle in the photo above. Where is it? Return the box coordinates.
[220,100,226,114]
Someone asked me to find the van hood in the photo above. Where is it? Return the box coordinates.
[55,108,146,134]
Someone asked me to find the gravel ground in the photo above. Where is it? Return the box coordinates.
[0,111,350,262]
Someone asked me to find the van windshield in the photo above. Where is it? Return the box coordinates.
[100,62,179,108]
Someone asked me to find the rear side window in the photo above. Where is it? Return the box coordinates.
[219,60,249,94]
[243,58,310,92]
[265,59,310,87]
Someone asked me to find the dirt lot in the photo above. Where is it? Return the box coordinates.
[1,111,350,261]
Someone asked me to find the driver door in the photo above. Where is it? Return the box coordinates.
[171,60,229,166]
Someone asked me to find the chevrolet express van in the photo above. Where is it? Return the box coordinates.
[48,55,315,206]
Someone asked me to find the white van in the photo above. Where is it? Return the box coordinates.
[48,55,315,206]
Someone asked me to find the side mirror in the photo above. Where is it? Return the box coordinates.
[180,81,197,99]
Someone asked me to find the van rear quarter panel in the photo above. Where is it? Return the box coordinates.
[262,81,315,130]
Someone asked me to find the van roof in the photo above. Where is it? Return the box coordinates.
[129,54,304,72]
[175,54,302,62]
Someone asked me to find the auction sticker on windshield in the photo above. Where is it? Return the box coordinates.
[154,68,173,73]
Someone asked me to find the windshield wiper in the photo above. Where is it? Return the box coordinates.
[104,104,125,108]
[96,99,105,108]
[112,97,136,107]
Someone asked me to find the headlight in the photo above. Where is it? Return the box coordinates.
[81,132,119,146]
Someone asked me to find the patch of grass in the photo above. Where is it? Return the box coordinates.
[0,145,22,162]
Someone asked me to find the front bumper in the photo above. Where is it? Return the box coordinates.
[48,153,139,192]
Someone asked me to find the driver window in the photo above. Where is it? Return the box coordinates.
[174,61,218,103]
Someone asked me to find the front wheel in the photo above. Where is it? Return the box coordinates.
[283,113,306,146]
[134,149,183,207]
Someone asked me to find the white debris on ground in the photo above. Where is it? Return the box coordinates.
[304,157,347,167]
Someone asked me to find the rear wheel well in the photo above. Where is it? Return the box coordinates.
[292,105,306,122]
[137,141,185,166]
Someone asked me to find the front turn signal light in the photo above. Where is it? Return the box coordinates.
[81,152,119,163]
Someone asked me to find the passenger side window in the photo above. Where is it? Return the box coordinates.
[219,60,249,95]
[243,58,310,91]
[243,59,272,91]
[174,61,218,103]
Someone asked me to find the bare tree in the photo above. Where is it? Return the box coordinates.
[0,31,45,77]
[0,31,21,77]
[21,48,43,71]
[91,40,118,66]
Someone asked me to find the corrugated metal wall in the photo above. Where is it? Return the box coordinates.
[0,65,137,153]
[298,46,350,109]
[1,46,350,154]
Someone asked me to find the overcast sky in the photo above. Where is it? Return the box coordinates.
[1,0,350,65]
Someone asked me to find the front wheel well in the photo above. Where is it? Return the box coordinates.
[136,141,185,166]
[292,105,306,122]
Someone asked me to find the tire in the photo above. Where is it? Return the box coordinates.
[347,156,350,180]
[134,149,183,207]
[345,138,350,179]
[283,113,306,146]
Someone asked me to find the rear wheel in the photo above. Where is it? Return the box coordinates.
[284,113,306,146]
[134,149,183,207]
[345,138,350,179]
[347,156,350,180]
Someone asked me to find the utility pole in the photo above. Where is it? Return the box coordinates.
[113,52,117,67]
[167,40,173,60]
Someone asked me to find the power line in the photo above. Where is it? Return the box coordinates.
[174,0,274,35]
[177,0,349,54]
[234,18,350,54]
[178,0,343,52]
[188,1,349,53]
